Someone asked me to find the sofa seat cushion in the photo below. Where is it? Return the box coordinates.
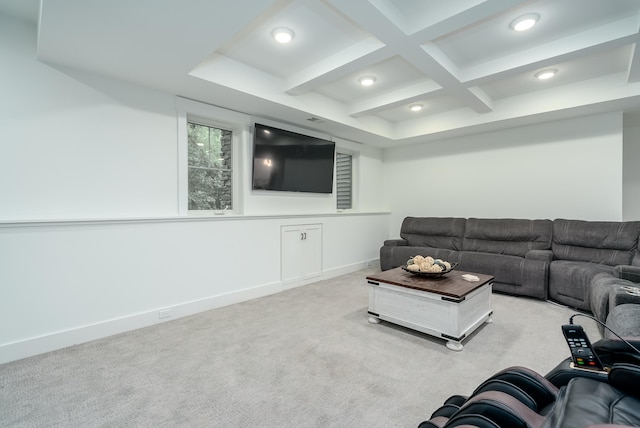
[459,252,524,283]
[400,217,466,250]
[549,261,613,310]
[463,218,552,257]
[542,377,640,428]
[459,251,548,299]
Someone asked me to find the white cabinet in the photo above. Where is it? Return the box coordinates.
[281,224,322,286]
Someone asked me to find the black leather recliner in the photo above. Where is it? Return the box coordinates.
[418,363,640,428]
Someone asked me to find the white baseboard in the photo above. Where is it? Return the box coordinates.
[322,259,378,279]
[0,259,378,365]
[282,259,378,290]
[0,281,282,365]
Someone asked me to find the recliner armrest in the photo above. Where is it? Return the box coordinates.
[383,238,407,247]
[593,337,640,352]
[525,249,553,262]
[613,265,640,283]
[608,363,640,398]
[593,338,640,366]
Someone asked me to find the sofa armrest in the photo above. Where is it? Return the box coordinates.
[613,265,640,283]
[383,238,408,247]
[610,286,640,308]
[525,249,553,262]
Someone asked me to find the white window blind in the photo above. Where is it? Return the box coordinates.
[336,152,352,210]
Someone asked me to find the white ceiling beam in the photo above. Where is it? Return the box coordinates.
[419,42,462,81]
[628,43,640,83]
[395,73,640,142]
[400,43,493,113]
[284,38,389,95]
[365,0,410,34]
[348,80,443,116]
[627,13,640,82]
[406,0,529,40]
[189,53,398,140]
[463,15,640,85]
[326,0,493,114]
[468,86,494,111]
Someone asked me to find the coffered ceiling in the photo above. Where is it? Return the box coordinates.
[5,0,640,147]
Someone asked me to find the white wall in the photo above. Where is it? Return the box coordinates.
[0,16,388,363]
[383,112,624,237]
[0,17,179,221]
[0,214,387,364]
[623,112,640,221]
[0,16,386,221]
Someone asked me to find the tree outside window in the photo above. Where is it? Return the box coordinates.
[188,122,233,210]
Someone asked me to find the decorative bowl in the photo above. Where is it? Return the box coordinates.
[402,262,458,278]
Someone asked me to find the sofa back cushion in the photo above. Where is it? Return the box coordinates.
[462,218,553,257]
[552,219,640,266]
[400,217,466,250]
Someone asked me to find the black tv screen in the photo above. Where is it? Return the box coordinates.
[252,123,335,194]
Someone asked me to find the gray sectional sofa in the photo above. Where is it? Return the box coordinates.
[381,217,553,300]
[380,216,640,332]
[549,219,640,311]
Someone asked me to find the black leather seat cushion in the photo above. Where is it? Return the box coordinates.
[542,377,640,428]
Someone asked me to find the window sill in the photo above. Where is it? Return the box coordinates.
[0,211,390,228]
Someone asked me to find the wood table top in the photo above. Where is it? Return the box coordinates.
[366,267,494,299]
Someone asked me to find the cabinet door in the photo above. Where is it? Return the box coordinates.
[281,224,322,284]
[281,226,304,283]
[300,224,322,280]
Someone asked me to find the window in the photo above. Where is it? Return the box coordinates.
[177,97,249,215]
[187,121,233,211]
[336,152,352,210]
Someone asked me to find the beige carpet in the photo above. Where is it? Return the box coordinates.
[0,268,600,427]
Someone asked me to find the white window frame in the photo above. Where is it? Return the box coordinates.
[176,97,250,216]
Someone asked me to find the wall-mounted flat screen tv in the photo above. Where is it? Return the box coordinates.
[252,123,335,194]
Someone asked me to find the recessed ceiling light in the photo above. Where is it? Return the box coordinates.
[409,104,423,112]
[272,27,294,44]
[535,69,557,80]
[510,13,539,32]
[359,76,376,86]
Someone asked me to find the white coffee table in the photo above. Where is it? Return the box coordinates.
[366,267,494,351]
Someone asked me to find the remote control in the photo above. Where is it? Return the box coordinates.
[562,324,605,371]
